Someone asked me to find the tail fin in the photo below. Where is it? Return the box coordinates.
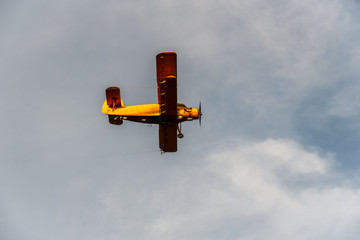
[104,86,125,125]
[105,86,125,108]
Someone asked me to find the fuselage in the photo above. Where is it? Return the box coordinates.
[102,101,199,124]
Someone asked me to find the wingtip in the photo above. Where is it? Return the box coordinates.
[157,51,177,56]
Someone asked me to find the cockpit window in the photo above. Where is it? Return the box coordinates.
[177,103,187,107]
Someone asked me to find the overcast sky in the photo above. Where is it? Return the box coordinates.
[1,0,360,239]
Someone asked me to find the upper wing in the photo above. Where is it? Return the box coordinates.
[156,51,177,121]
[159,124,177,152]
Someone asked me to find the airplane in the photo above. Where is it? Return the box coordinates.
[101,51,202,153]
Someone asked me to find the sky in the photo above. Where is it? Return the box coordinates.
[1,0,360,239]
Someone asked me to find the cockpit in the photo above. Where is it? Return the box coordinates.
[177,103,187,108]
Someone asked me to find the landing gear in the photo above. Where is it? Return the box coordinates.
[177,122,184,139]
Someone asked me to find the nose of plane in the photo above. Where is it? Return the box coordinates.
[191,108,200,119]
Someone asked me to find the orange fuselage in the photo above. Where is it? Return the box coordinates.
[102,101,199,124]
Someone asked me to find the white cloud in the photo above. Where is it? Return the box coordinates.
[2,138,359,240]
[147,139,360,240]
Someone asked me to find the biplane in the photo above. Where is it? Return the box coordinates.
[102,51,202,153]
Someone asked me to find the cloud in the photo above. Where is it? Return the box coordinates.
[146,138,360,240]
[2,138,360,240]
[1,0,360,239]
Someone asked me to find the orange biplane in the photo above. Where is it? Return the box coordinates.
[102,51,202,153]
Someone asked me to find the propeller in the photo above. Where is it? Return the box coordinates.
[198,101,202,126]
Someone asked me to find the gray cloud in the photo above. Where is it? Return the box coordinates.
[1,0,360,239]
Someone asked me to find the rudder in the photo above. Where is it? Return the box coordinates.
[105,86,124,108]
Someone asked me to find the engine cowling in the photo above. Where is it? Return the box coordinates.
[178,108,199,120]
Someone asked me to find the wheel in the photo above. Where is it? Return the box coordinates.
[177,133,184,139]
